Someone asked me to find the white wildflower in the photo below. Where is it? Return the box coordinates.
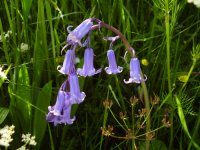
[17,145,27,150]
[4,30,12,39]
[0,66,7,79]
[20,43,29,52]
[0,30,12,42]
[0,125,15,147]
[21,133,37,146]
[188,0,200,8]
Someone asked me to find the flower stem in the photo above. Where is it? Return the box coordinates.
[141,81,150,150]
[91,22,135,57]
[131,104,136,150]
[165,0,173,149]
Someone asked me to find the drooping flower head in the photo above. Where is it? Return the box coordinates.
[49,90,67,116]
[105,49,123,74]
[46,100,76,126]
[57,49,76,75]
[124,57,147,84]
[68,74,86,104]
[67,19,94,47]
[77,48,102,77]
[46,81,76,126]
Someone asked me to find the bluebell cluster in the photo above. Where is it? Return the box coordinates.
[46,18,146,126]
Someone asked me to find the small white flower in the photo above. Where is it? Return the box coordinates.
[17,145,27,150]
[21,133,37,146]
[20,43,29,52]
[188,0,200,8]
[0,125,15,147]
[3,30,12,40]
[0,66,7,79]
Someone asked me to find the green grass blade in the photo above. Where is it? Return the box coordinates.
[15,64,32,132]
[175,96,200,149]
[33,81,52,148]
[0,107,9,124]
[32,0,49,100]
[108,84,120,107]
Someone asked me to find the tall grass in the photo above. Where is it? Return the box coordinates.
[0,0,200,149]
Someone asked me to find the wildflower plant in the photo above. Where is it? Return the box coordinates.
[46,18,155,149]
[47,18,148,126]
[1,0,200,149]
[0,125,15,147]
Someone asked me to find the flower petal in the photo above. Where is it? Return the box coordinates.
[58,49,76,75]
[105,50,123,74]
[68,74,86,104]
[67,19,93,46]
[77,48,101,77]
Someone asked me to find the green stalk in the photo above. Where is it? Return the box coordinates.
[47,124,55,150]
[109,108,127,131]
[141,81,150,150]
[131,105,135,150]
[100,107,108,150]
[114,76,125,110]
[165,0,172,93]
[165,0,173,149]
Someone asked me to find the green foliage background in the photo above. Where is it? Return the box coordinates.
[0,0,200,149]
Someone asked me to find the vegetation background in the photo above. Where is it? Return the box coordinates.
[0,0,200,149]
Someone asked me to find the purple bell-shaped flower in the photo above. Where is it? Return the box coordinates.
[77,48,102,77]
[57,49,75,75]
[67,19,93,47]
[105,49,123,74]
[46,106,62,126]
[50,90,67,116]
[68,74,86,104]
[124,57,147,84]
[59,104,76,125]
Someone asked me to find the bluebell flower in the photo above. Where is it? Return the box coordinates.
[46,81,76,126]
[68,74,86,104]
[57,49,76,75]
[46,104,76,126]
[105,49,123,74]
[46,105,62,126]
[77,48,102,77]
[59,104,76,125]
[67,19,93,47]
[50,90,67,116]
[124,57,147,84]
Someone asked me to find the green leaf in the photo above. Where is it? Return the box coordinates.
[10,64,32,132]
[33,81,52,148]
[22,0,33,20]
[108,85,121,107]
[32,0,49,101]
[0,107,9,124]
[175,96,200,149]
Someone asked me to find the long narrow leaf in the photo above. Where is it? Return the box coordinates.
[0,107,9,124]
[175,96,200,149]
[33,81,52,148]
[15,64,32,132]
